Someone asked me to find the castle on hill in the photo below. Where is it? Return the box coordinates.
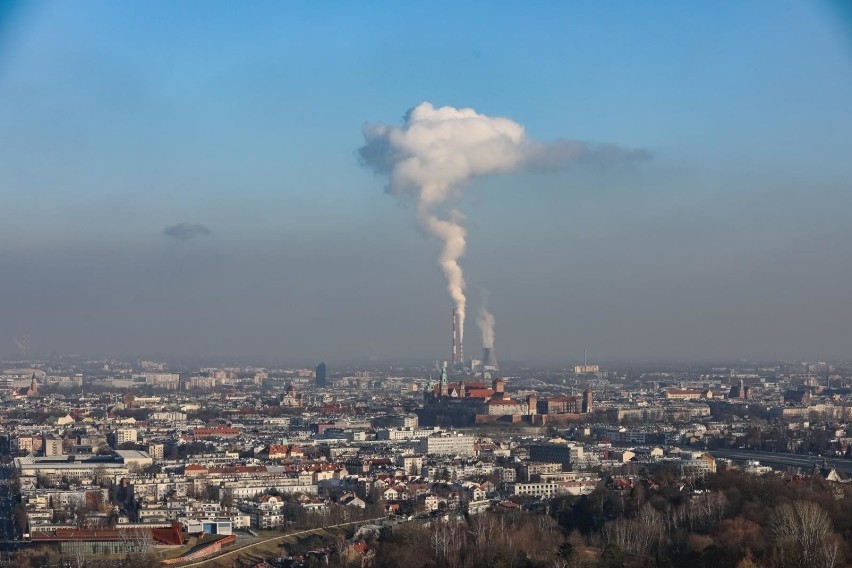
[418,365,592,427]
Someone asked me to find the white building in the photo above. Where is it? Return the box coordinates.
[115,428,138,445]
[150,412,187,422]
[377,427,442,441]
[141,373,180,390]
[418,434,476,457]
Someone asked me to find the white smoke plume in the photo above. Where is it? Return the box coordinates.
[477,305,495,349]
[359,102,648,347]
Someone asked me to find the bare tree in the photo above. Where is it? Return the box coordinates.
[220,487,235,509]
[117,526,155,557]
[92,466,110,487]
[603,504,663,558]
[468,512,497,561]
[72,549,89,568]
[770,500,838,568]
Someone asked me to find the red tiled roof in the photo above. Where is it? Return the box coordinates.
[193,427,240,437]
[209,465,267,475]
[152,524,184,546]
[466,388,495,398]
[32,523,184,546]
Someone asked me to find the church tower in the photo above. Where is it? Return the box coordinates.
[440,364,449,397]
[27,373,38,397]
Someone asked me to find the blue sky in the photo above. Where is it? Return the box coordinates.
[1,1,851,363]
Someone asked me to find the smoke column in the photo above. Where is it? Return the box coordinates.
[423,209,467,346]
[358,102,648,349]
[477,305,495,349]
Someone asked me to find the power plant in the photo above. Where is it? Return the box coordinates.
[449,306,498,373]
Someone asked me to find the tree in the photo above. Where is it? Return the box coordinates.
[36,473,54,488]
[713,516,764,562]
[142,463,162,475]
[119,526,156,555]
[92,465,110,486]
[220,488,234,509]
[770,500,839,568]
[11,546,61,568]
[600,544,626,568]
[204,483,219,501]
[72,548,89,568]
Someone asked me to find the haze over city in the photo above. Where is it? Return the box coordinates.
[2,2,852,363]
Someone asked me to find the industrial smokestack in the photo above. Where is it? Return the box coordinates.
[458,315,464,365]
[482,347,498,369]
[451,308,457,366]
[451,308,464,367]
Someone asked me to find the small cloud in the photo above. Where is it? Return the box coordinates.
[163,223,213,241]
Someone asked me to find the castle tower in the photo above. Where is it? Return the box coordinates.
[527,393,537,416]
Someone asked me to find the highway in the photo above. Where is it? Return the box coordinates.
[708,448,852,474]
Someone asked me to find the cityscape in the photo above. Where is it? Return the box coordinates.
[2,354,852,567]
[2,2,852,568]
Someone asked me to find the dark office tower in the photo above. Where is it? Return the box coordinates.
[582,388,593,413]
[315,362,327,388]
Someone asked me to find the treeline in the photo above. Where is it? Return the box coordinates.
[553,467,852,567]
[337,467,852,568]
[367,511,566,568]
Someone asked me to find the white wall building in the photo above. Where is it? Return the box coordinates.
[418,434,476,457]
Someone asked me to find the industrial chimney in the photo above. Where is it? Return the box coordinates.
[482,347,498,369]
[452,308,464,368]
[451,308,457,366]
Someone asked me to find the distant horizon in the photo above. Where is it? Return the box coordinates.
[1,352,846,372]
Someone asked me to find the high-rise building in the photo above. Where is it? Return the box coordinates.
[315,362,327,388]
[582,388,593,413]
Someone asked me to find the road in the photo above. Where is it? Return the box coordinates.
[176,516,387,567]
[709,448,852,474]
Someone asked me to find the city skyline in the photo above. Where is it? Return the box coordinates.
[2,2,852,362]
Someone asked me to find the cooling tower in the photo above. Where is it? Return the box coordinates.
[482,347,498,369]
